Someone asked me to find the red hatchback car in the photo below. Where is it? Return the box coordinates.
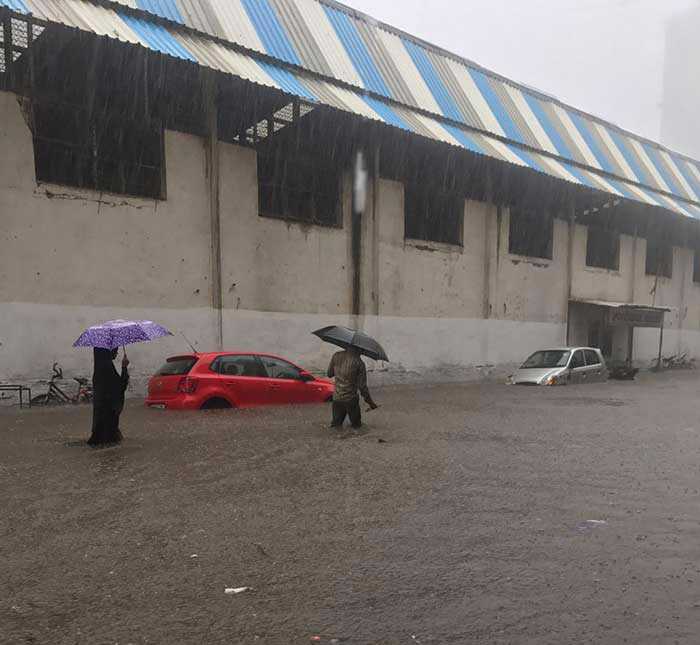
[146,353,334,410]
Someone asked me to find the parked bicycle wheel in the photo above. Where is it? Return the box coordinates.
[31,390,69,406]
[30,393,52,406]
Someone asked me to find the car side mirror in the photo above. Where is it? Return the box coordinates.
[299,371,314,382]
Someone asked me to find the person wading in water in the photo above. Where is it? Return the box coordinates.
[88,348,129,446]
[327,347,378,429]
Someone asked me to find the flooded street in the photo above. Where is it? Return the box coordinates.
[3,373,700,644]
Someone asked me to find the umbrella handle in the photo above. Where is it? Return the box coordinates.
[123,346,128,359]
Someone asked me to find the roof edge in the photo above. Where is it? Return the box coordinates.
[84,0,700,167]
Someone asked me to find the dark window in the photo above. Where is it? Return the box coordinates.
[32,101,164,199]
[404,184,463,245]
[645,239,673,278]
[155,357,197,376]
[508,208,553,259]
[570,351,585,369]
[213,355,266,378]
[260,356,302,380]
[694,251,700,284]
[586,227,620,270]
[584,349,601,366]
[257,146,340,227]
[521,350,571,369]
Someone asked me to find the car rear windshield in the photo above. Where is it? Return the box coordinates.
[155,357,197,376]
[521,350,571,369]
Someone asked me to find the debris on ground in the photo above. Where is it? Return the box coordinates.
[660,354,697,370]
[609,365,639,380]
[254,543,270,558]
[225,587,251,595]
[576,520,608,532]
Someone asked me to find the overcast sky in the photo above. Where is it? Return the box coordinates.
[344,0,695,144]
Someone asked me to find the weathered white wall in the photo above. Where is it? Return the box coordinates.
[0,91,218,390]
[217,142,354,371]
[363,183,565,372]
[678,248,700,357]
[493,209,569,325]
[571,226,635,304]
[2,84,700,394]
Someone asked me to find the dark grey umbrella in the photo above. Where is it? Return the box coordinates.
[313,326,389,362]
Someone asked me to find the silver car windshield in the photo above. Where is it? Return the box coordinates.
[521,350,571,369]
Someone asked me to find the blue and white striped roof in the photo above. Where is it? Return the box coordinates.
[4,0,700,219]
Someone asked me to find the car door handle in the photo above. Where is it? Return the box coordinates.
[269,384,281,391]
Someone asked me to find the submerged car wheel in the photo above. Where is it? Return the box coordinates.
[200,398,232,410]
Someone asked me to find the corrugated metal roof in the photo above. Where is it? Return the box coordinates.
[3,0,700,221]
[3,0,28,12]
[74,0,700,205]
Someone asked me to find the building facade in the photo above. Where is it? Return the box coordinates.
[2,1,700,392]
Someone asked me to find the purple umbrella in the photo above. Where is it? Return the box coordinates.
[73,320,172,350]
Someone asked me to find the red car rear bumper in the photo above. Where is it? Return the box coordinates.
[145,395,202,410]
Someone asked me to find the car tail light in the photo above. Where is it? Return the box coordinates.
[177,377,198,393]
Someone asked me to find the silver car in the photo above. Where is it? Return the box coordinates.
[508,347,608,386]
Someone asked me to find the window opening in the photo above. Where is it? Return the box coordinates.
[645,239,673,278]
[32,101,164,199]
[509,208,553,259]
[257,116,341,228]
[586,227,620,270]
[404,183,463,245]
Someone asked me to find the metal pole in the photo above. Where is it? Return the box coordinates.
[626,325,634,365]
[565,201,576,345]
[351,161,362,318]
[482,164,494,320]
[203,69,223,350]
[629,221,638,303]
[656,318,665,371]
[371,142,380,317]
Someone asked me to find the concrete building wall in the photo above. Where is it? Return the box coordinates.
[0,91,219,389]
[571,226,635,304]
[494,210,569,324]
[364,184,565,372]
[2,87,700,394]
[217,142,354,371]
[679,247,700,357]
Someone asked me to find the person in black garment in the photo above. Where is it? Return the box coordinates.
[87,348,129,446]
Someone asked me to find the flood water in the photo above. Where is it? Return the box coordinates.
[3,373,700,643]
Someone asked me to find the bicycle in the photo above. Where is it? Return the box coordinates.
[31,363,93,406]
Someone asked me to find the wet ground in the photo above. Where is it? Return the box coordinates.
[3,372,700,644]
